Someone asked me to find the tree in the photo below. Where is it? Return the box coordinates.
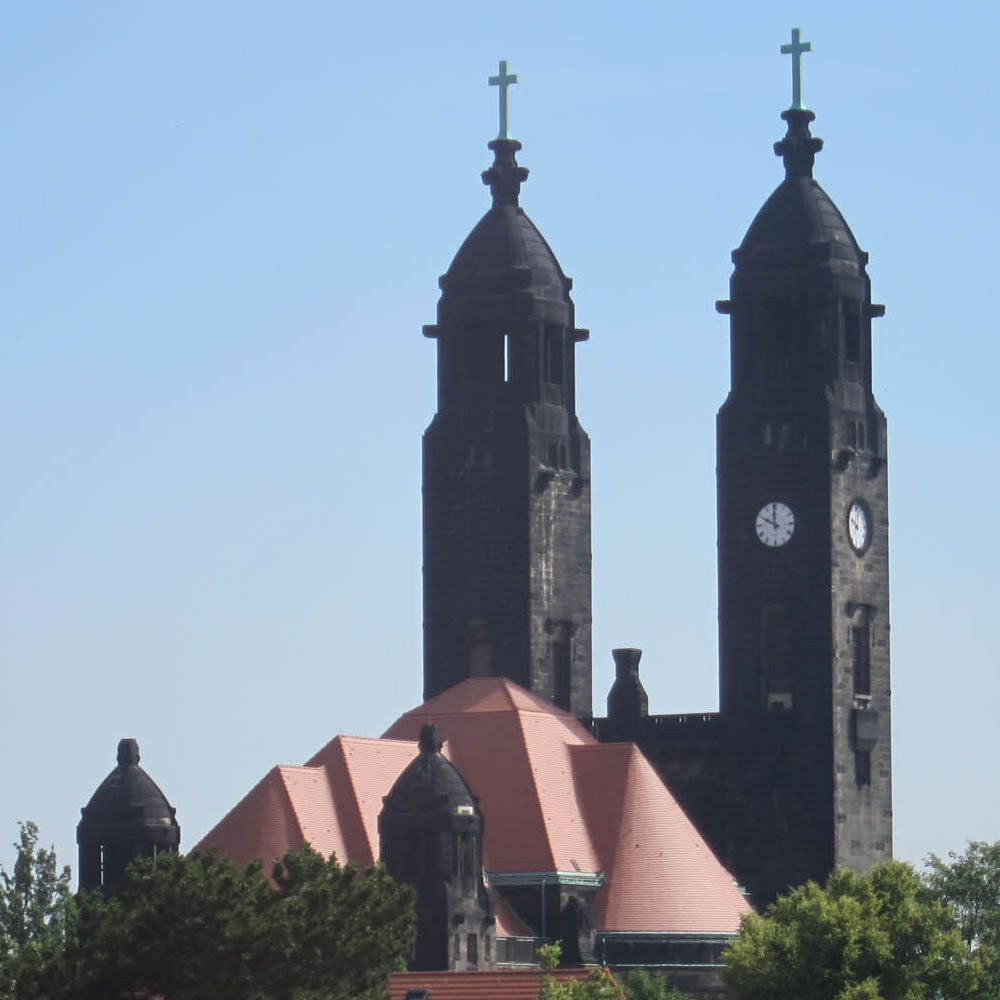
[926,842,1000,953]
[619,968,692,1000]
[47,845,416,1000]
[925,841,1000,996]
[538,942,622,1000]
[723,860,982,1000]
[0,821,73,1000]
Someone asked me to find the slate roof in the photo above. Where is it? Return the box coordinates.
[196,677,751,934]
[79,738,179,833]
[739,175,863,268]
[442,204,570,301]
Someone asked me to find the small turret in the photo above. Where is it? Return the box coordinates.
[379,724,495,970]
[77,738,180,895]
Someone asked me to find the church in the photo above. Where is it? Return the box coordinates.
[77,32,892,983]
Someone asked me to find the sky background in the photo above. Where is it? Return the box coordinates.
[2,0,998,879]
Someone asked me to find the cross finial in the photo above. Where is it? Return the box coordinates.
[780,28,812,110]
[488,59,518,140]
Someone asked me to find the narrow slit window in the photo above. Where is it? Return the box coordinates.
[844,300,862,380]
[852,624,871,697]
[503,333,511,382]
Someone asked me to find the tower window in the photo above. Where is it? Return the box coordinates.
[467,619,492,677]
[465,328,504,383]
[852,624,871,697]
[551,622,572,710]
[855,749,872,786]
[544,325,564,385]
[503,333,513,382]
[843,300,862,380]
[757,298,791,364]
[467,933,479,967]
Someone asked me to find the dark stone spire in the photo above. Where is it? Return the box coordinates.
[422,119,592,720]
[481,139,529,207]
[773,108,824,179]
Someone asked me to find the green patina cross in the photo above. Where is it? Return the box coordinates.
[780,28,812,110]
[488,59,518,140]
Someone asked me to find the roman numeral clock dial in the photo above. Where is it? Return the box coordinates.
[755,501,795,547]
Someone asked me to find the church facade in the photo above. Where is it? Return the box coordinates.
[420,47,892,910]
[78,36,893,975]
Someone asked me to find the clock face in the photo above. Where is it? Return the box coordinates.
[848,500,870,552]
[755,502,795,547]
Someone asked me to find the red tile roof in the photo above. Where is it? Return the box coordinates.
[197,677,751,934]
[389,967,622,1000]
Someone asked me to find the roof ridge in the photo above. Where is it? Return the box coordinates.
[277,768,313,847]
[513,708,558,872]
[321,737,376,866]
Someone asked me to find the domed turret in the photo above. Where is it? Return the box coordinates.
[735,109,864,275]
[422,62,593,720]
[77,738,180,895]
[439,139,571,310]
[380,724,494,971]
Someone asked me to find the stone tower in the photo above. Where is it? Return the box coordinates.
[77,738,180,895]
[714,103,892,902]
[379,724,495,971]
[422,134,592,717]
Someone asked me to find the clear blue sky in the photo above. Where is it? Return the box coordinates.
[2,1,998,877]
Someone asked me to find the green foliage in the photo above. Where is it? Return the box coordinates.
[723,860,981,1000]
[538,941,621,1000]
[925,841,1000,953]
[925,840,1000,997]
[5,841,413,1000]
[0,821,73,1000]
[620,968,692,1000]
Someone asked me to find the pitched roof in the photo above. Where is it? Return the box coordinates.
[197,677,752,934]
[389,967,621,1000]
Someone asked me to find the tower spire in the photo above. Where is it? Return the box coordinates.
[482,61,528,207]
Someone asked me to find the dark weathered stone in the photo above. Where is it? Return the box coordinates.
[379,724,495,971]
[595,108,892,908]
[422,139,592,718]
[77,738,180,896]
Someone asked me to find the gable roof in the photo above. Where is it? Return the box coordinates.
[389,968,621,1000]
[197,677,751,934]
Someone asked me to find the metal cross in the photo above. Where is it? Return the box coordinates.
[488,59,518,140]
[780,28,812,110]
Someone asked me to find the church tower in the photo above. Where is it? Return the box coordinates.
[422,64,592,717]
[714,35,892,902]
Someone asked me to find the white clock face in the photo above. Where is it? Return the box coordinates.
[755,502,795,547]
[848,500,869,552]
